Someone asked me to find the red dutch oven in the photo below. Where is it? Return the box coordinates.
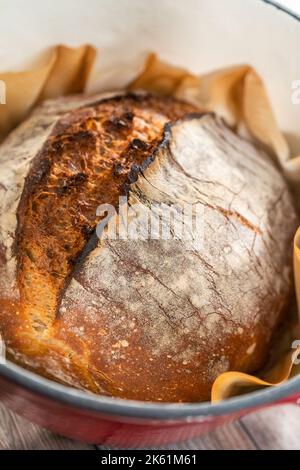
[0,363,299,447]
[0,0,300,447]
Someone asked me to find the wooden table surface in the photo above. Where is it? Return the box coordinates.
[0,402,300,450]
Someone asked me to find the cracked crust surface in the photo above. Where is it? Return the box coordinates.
[0,92,298,402]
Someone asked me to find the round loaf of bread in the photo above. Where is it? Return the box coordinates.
[0,91,298,402]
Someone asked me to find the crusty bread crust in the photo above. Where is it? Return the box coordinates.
[0,92,298,402]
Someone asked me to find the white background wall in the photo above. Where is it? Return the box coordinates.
[278,0,300,15]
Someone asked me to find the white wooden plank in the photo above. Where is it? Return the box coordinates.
[0,403,93,450]
[241,404,300,450]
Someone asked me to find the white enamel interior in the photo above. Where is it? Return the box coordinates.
[1,0,300,154]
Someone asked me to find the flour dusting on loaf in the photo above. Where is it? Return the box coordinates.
[0,92,297,402]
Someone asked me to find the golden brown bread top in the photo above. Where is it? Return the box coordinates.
[0,91,298,402]
[17,93,199,334]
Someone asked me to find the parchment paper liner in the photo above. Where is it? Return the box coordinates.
[1,47,300,403]
[0,45,96,140]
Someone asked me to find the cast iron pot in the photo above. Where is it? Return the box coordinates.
[0,0,300,447]
[0,362,299,446]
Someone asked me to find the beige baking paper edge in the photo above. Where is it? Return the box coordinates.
[0,44,96,140]
[1,48,300,402]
